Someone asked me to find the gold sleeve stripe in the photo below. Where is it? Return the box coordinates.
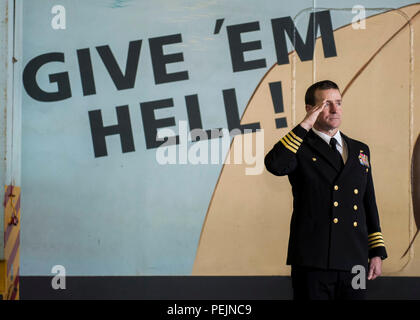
[280,138,297,153]
[369,243,385,249]
[368,232,382,238]
[283,135,300,150]
[368,235,383,242]
[369,239,385,246]
[289,130,303,143]
[285,133,301,147]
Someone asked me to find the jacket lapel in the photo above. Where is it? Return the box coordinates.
[336,132,358,181]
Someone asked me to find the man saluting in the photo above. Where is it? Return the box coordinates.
[264,80,387,300]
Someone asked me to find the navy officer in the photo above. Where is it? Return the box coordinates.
[264,80,387,300]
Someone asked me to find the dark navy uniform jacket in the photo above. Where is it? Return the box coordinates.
[264,124,388,271]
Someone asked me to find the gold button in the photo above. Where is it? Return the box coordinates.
[353,221,358,227]
[366,168,369,172]
[360,150,364,153]
[334,185,339,191]
[353,205,358,210]
[354,189,358,194]
[333,218,339,224]
[312,157,317,161]
[334,201,339,207]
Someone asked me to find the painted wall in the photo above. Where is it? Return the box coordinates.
[1,0,21,260]
[19,0,420,276]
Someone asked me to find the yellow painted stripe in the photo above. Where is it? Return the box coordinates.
[2,185,21,300]
[368,232,382,238]
[5,227,19,261]
[4,199,20,245]
[283,134,300,150]
[280,138,297,153]
[4,207,20,259]
[0,260,6,294]
[10,246,20,276]
[285,133,301,147]
[369,239,385,246]
[10,248,20,299]
[4,186,21,227]
[289,130,303,142]
[369,243,385,249]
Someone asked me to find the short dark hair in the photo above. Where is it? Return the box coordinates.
[305,80,340,106]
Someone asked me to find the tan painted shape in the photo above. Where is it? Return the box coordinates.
[193,4,420,276]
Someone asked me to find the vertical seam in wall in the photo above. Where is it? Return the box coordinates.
[9,0,15,186]
[0,0,9,260]
[408,13,414,261]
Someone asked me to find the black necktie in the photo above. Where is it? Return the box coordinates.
[330,137,344,170]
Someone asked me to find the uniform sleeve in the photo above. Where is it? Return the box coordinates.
[364,146,388,260]
[264,124,308,176]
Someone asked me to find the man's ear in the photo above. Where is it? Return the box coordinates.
[305,104,313,112]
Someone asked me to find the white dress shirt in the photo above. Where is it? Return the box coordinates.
[311,127,348,164]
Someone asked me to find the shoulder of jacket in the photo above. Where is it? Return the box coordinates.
[342,133,370,151]
[353,139,369,150]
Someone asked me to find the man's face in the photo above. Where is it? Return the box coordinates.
[313,88,343,131]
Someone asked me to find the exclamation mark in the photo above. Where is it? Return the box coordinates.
[269,81,287,129]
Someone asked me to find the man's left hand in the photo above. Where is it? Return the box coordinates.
[368,256,382,280]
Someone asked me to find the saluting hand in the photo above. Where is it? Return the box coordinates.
[299,99,327,131]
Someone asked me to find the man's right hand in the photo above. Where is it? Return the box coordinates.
[299,99,327,131]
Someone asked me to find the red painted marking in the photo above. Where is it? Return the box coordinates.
[15,193,21,216]
[4,193,21,246]
[7,230,20,276]
[3,185,13,207]
[4,224,12,245]
[10,269,19,300]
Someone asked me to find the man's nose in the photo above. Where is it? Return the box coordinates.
[329,103,338,113]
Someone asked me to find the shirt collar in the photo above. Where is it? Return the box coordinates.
[312,127,343,147]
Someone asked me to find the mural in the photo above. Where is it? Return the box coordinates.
[19,1,420,278]
[194,3,420,275]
